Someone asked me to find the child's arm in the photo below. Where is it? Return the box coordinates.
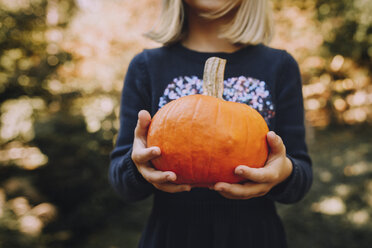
[212,52,312,204]
[109,54,191,202]
[108,54,154,202]
[266,52,313,203]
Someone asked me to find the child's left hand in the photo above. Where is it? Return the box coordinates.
[211,131,293,200]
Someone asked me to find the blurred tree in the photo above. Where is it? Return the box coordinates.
[313,0,372,126]
[272,0,372,127]
[0,0,134,247]
[315,0,372,67]
[0,0,76,246]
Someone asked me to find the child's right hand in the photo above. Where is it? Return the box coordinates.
[131,110,192,193]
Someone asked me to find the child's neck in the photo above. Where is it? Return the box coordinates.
[181,7,242,53]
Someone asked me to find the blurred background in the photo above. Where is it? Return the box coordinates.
[0,0,371,247]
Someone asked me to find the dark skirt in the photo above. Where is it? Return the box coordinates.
[138,189,287,248]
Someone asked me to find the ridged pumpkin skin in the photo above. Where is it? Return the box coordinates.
[147,94,269,187]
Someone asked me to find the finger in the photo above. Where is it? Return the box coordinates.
[153,183,191,193]
[132,146,161,164]
[235,165,279,183]
[217,190,240,200]
[267,131,285,156]
[140,166,177,184]
[134,110,151,139]
[218,190,266,200]
[214,182,270,199]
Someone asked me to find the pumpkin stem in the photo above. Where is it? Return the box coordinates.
[202,57,226,100]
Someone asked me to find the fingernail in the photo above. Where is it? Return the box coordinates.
[236,169,243,175]
[167,174,175,181]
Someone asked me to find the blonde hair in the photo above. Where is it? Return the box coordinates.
[145,0,274,45]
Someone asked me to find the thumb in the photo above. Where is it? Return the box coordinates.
[134,110,151,139]
[267,131,285,156]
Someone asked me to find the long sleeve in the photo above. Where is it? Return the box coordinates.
[108,53,154,202]
[267,52,313,204]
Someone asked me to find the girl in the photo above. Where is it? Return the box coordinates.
[109,0,313,247]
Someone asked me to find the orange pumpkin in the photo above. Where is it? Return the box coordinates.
[147,57,269,187]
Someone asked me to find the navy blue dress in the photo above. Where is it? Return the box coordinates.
[109,43,312,248]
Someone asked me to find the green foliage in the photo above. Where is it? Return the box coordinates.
[273,0,372,127]
[0,0,74,103]
[315,0,372,66]
[0,1,137,247]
